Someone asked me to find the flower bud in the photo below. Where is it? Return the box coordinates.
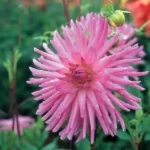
[108,10,125,27]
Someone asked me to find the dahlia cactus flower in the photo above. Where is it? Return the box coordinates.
[0,115,34,135]
[28,13,147,143]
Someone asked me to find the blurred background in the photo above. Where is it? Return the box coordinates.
[0,0,150,149]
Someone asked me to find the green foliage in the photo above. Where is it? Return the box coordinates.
[0,0,66,114]
[42,140,57,150]
[0,116,58,150]
[33,31,54,46]
[101,1,115,18]
[117,130,132,141]
[76,138,90,150]
[3,49,22,83]
[142,115,150,134]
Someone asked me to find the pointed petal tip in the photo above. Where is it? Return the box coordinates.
[90,140,94,144]
[145,71,149,75]
[137,106,141,110]
[76,139,80,143]
[36,110,41,115]
[26,81,30,84]
[34,97,41,101]
[140,87,145,91]
[34,47,38,51]
[43,43,47,47]
[41,116,47,121]
[67,135,72,141]
[32,59,37,64]
[60,136,65,140]
[29,67,33,71]
[52,127,59,133]
[31,92,35,96]
[122,128,126,132]
[45,127,49,131]
[45,120,49,124]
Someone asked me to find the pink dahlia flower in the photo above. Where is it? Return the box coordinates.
[108,24,145,62]
[28,13,148,143]
[0,116,34,135]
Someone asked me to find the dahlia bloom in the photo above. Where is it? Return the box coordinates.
[122,0,150,36]
[0,116,34,135]
[28,13,147,143]
[110,24,145,60]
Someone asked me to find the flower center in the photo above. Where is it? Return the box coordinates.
[70,64,93,85]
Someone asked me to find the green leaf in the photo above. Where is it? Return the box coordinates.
[129,119,137,126]
[135,103,144,123]
[136,110,144,121]
[117,130,132,141]
[0,133,6,150]
[23,128,38,145]
[42,140,57,150]
[142,115,150,132]
[40,130,48,145]
[3,59,13,83]
[36,116,44,130]
[122,116,136,139]
[23,144,38,150]
[13,49,22,74]
[76,138,90,150]
[1,131,18,150]
[81,3,91,13]
[144,131,150,141]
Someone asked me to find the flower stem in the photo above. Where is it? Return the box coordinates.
[62,0,70,25]
[135,143,138,150]
[138,20,150,32]
[15,109,21,138]
[9,49,15,115]
[70,137,75,150]
[9,17,21,115]
[77,0,81,20]
[91,144,94,150]
[135,124,139,150]
[10,18,22,138]
[12,114,15,131]
[9,82,15,115]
